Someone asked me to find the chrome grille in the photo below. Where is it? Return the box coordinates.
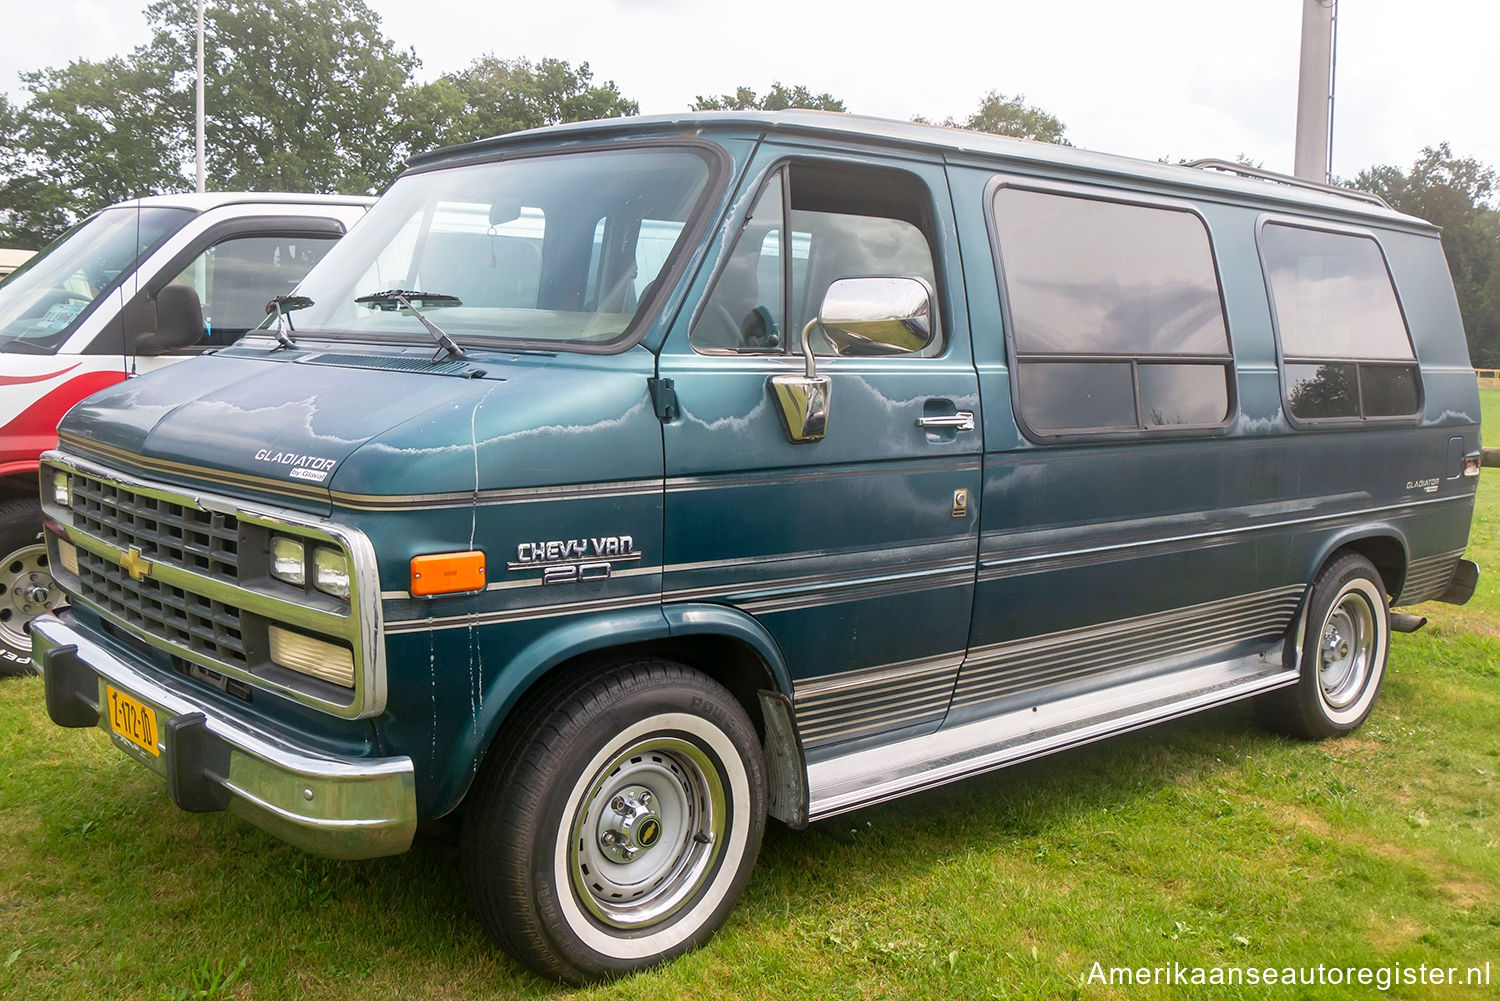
[70,473,239,579]
[74,547,249,670]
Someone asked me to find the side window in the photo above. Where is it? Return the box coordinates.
[691,161,942,356]
[992,186,1232,435]
[170,234,338,344]
[691,174,785,351]
[1260,223,1420,422]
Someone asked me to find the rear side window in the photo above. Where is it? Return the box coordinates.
[991,185,1232,436]
[1260,223,1420,422]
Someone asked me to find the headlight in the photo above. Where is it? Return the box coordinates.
[51,470,70,506]
[269,536,306,587]
[313,545,351,599]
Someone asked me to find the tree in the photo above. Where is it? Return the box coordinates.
[691,83,846,113]
[1352,145,1500,367]
[917,91,1070,146]
[413,55,638,150]
[0,94,73,249]
[141,0,418,192]
[17,53,188,212]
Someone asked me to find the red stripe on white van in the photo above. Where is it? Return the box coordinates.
[0,371,128,466]
[0,363,81,386]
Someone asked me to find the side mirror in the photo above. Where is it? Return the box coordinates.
[136,284,205,355]
[818,276,935,356]
[766,276,936,444]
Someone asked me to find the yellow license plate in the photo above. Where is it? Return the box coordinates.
[106,686,160,757]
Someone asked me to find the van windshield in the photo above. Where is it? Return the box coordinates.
[0,206,193,354]
[287,147,717,350]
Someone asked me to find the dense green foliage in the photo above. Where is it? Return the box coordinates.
[409,56,637,151]
[1352,145,1500,368]
[691,83,846,113]
[916,90,1072,146]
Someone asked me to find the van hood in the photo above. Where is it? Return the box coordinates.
[56,344,659,511]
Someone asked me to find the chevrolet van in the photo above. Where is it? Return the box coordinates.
[32,113,1481,981]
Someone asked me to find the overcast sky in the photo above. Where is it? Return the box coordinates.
[5,0,1497,184]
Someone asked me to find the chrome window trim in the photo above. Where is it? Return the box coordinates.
[40,450,387,720]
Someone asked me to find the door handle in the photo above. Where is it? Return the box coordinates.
[916,411,975,432]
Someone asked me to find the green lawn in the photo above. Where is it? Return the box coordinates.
[2,409,1498,1000]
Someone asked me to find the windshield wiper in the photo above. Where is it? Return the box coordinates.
[264,294,315,351]
[354,289,465,361]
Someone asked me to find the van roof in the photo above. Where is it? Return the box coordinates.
[109,191,377,212]
[410,110,1435,234]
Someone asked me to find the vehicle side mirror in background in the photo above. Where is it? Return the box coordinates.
[135,284,205,355]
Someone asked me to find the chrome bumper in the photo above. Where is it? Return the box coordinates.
[32,614,417,860]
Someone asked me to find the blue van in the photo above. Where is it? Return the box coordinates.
[32,113,1482,982]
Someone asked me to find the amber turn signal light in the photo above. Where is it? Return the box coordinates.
[410,550,486,596]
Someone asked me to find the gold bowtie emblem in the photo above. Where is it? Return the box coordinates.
[119,546,153,582]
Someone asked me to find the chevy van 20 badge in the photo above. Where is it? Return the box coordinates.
[29,112,1483,984]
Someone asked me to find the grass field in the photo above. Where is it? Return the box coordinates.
[1,396,1497,1000]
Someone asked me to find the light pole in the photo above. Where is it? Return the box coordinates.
[1293,0,1337,182]
[195,0,205,193]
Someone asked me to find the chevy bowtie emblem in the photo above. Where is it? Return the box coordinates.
[119,546,153,582]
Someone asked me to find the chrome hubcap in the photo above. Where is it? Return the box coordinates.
[597,785,664,863]
[1319,592,1374,710]
[0,543,62,651]
[570,736,725,929]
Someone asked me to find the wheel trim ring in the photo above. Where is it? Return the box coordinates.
[1313,577,1386,720]
[550,712,751,961]
[0,541,60,652]
[570,737,723,928]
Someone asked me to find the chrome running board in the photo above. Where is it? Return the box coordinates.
[806,651,1297,821]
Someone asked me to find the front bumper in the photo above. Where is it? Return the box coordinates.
[33,614,417,860]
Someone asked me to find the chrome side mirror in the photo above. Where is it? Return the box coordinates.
[766,276,935,444]
[818,276,935,356]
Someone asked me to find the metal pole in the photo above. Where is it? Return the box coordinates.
[1293,0,1336,182]
[195,0,206,193]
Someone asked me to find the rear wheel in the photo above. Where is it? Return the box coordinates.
[462,658,766,983]
[0,499,61,677]
[1258,552,1391,739]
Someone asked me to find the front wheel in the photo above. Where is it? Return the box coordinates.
[462,658,766,983]
[1258,552,1391,739]
[0,499,63,677]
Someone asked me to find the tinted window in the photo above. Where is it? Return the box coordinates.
[1139,363,1231,426]
[1016,362,1135,432]
[1285,362,1358,419]
[993,186,1232,435]
[1262,225,1412,360]
[1262,223,1420,422]
[994,188,1228,356]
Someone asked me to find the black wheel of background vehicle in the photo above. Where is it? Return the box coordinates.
[0,499,63,677]
[1257,552,1391,739]
[462,657,767,984]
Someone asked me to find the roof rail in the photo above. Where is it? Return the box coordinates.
[1183,158,1392,211]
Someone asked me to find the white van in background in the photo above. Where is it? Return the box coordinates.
[0,191,372,673]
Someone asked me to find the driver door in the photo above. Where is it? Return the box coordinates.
[658,148,981,756]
